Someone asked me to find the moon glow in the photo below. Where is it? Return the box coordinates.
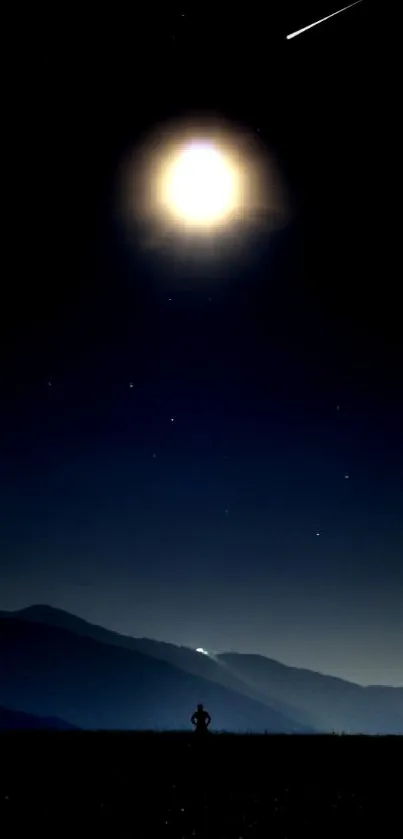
[162,141,239,228]
[118,115,289,264]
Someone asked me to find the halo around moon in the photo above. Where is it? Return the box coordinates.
[117,115,289,263]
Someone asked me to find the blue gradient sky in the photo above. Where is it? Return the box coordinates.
[1,2,401,685]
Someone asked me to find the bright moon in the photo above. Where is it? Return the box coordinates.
[162,142,239,227]
[118,115,289,262]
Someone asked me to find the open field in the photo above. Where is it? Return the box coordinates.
[1,732,401,837]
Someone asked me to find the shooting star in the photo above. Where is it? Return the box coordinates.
[286,1,363,40]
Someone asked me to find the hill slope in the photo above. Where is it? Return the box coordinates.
[0,705,78,730]
[2,605,309,724]
[2,605,401,733]
[217,653,403,734]
[0,614,306,732]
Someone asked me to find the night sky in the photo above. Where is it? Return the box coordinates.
[1,3,402,686]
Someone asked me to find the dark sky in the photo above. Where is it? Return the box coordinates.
[2,3,402,686]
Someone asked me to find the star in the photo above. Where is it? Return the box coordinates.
[129,383,134,389]
[344,474,350,479]
[316,530,321,537]
[170,417,175,423]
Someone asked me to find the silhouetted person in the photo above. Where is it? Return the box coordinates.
[191,703,211,733]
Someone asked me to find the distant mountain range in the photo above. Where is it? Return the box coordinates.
[0,705,78,730]
[0,605,402,733]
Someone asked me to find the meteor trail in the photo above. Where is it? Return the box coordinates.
[286,0,363,40]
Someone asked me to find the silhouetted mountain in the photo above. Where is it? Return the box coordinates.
[0,614,307,732]
[216,653,403,735]
[2,605,401,733]
[0,705,78,730]
[1,605,308,724]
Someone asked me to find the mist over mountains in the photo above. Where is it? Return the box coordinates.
[0,605,402,733]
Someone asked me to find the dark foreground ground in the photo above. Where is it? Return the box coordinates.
[1,732,401,837]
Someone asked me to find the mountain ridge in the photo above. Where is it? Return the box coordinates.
[0,612,308,732]
[6,603,400,689]
[1,605,401,733]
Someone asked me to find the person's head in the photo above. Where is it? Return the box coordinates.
[197,703,203,711]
